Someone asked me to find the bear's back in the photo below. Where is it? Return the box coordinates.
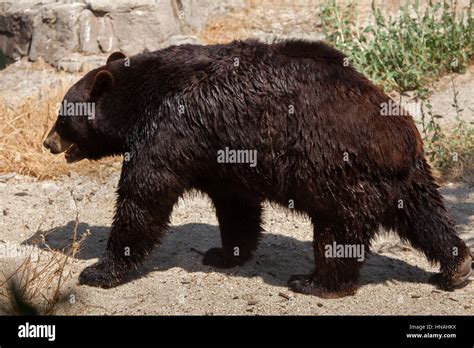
[123,40,423,178]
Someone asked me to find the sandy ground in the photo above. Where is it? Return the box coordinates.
[0,172,472,315]
[0,1,473,316]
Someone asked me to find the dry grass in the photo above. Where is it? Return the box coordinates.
[0,209,89,315]
[0,190,90,315]
[0,85,120,180]
[0,244,73,315]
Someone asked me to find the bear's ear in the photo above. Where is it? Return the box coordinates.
[107,52,126,64]
[90,70,114,99]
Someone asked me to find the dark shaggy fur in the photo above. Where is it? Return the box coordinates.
[44,39,472,297]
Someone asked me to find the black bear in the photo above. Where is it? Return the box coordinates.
[43,40,472,298]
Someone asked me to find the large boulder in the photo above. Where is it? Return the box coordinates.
[0,0,245,67]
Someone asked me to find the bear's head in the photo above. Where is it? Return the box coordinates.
[43,52,127,163]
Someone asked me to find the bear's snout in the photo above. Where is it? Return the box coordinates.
[43,126,72,154]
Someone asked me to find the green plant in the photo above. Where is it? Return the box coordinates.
[422,78,473,172]
[321,0,473,91]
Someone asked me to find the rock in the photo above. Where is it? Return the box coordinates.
[178,0,246,33]
[278,292,291,300]
[78,10,100,54]
[41,182,59,195]
[57,53,106,73]
[0,173,19,182]
[167,34,201,47]
[0,5,35,59]
[29,3,85,64]
[106,7,181,56]
[96,16,118,53]
[14,192,28,197]
[0,0,245,67]
[0,59,80,107]
[85,0,157,13]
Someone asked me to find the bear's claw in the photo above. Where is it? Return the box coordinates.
[429,253,472,290]
[79,261,122,288]
[288,274,357,299]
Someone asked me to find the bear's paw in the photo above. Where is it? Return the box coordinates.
[79,261,123,288]
[288,274,357,299]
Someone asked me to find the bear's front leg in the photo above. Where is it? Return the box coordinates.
[79,164,184,288]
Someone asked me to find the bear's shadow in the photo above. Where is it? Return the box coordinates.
[23,222,437,288]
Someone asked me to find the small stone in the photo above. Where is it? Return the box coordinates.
[42,182,58,194]
[317,303,323,307]
[247,299,258,306]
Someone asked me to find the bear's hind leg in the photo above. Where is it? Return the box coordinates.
[289,219,375,298]
[386,164,472,290]
[203,191,263,268]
